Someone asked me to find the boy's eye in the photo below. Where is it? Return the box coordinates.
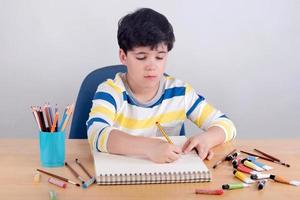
[136,57,146,60]
[156,57,164,60]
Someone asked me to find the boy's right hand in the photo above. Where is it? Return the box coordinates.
[146,139,182,163]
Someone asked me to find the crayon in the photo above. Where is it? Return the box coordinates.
[49,190,58,200]
[33,171,41,183]
[195,189,224,195]
[48,177,67,188]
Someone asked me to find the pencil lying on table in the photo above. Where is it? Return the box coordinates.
[240,150,290,167]
[65,162,85,184]
[254,148,290,167]
[213,149,237,169]
[37,169,80,187]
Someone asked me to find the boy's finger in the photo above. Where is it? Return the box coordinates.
[198,149,208,160]
[173,146,182,154]
[183,141,197,154]
[181,140,191,152]
[206,150,214,160]
[169,151,181,161]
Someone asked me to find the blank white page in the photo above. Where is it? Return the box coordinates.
[93,136,209,176]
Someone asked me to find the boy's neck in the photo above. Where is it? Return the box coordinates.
[125,74,161,103]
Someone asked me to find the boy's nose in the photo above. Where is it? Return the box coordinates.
[145,61,157,71]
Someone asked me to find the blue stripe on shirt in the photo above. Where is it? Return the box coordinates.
[218,114,228,119]
[93,92,117,111]
[186,95,205,117]
[86,117,109,131]
[95,126,108,152]
[122,92,138,106]
[123,87,186,108]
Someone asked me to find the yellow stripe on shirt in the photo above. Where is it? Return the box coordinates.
[98,128,109,152]
[90,105,115,121]
[115,110,186,130]
[209,119,233,142]
[185,84,192,95]
[107,79,123,94]
[195,103,215,127]
[88,130,98,149]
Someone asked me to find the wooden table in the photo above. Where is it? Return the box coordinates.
[0,139,299,199]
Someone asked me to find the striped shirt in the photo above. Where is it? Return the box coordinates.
[87,73,236,152]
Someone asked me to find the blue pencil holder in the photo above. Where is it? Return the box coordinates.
[39,131,65,167]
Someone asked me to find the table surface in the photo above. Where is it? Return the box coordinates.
[0,139,299,199]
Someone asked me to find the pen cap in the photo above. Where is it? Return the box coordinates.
[222,184,230,189]
[39,131,65,167]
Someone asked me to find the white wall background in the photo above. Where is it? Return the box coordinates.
[0,0,299,138]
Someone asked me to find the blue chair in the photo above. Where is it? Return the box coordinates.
[69,65,185,139]
[69,65,127,139]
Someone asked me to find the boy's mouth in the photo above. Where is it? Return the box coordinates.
[144,75,157,79]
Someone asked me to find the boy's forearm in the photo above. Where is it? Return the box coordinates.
[203,126,226,149]
[106,129,154,156]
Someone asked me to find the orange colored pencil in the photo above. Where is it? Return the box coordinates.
[51,112,59,132]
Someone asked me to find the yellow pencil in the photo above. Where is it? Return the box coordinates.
[155,122,173,144]
[61,104,74,132]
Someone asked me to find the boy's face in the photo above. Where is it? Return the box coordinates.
[119,43,168,91]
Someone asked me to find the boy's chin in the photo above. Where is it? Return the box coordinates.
[142,82,160,89]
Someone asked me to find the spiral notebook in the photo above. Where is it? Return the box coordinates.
[93,136,211,185]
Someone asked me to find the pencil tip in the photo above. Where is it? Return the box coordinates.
[76,183,80,187]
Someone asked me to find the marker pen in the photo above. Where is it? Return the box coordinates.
[258,180,267,190]
[233,170,255,184]
[235,164,259,175]
[270,175,300,186]
[247,156,273,170]
[250,173,271,180]
[222,183,249,190]
[241,159,264,171]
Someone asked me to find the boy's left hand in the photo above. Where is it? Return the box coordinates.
[182,134,214,160]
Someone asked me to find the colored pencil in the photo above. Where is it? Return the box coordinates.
[37,169,80,187]
[155,122,173,144]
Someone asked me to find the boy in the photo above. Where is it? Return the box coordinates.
[87,8,236,163]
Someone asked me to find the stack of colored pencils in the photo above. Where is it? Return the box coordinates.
[31,103,74,132]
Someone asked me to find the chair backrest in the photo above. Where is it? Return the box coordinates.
[69,65,127,139]
[70,64,185,139]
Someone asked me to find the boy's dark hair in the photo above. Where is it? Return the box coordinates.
[117,8,175,53]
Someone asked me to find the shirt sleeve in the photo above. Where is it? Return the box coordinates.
[86,81,120,152]
[184,84,237,142]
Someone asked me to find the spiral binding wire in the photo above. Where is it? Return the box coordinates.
[96,171,211,185]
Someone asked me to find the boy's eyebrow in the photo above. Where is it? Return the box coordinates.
[134,52,147,55]
[157,51,167,54]
[133,50,167,55]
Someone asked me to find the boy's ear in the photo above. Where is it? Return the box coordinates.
[119,49,127,65]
